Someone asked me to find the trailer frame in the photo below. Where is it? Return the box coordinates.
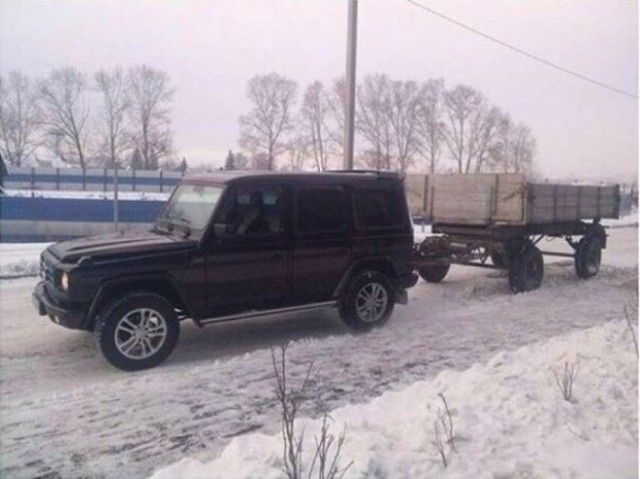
[414,219,607,293]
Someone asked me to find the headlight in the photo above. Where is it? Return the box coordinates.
[60,272,69,291]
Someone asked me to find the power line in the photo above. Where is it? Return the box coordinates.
[406,0,638,99]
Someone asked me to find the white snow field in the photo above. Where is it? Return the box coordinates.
[0,226,636,478]
[152,320,638,479]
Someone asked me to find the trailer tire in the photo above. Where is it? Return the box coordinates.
[508,244,544,293]
[490,252,506,268]
[575,236,602,279]
[418,263,450,283]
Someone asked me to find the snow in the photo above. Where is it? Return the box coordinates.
[604,209,639,228]
[151,320,638,479]
[0,227,636,478]
[0,242,51,277]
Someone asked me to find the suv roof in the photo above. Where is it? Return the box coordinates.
[182,170,404,187]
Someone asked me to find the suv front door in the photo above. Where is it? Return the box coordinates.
[205,185,289,317]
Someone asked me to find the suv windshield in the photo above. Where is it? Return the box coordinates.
[155,184,224,235]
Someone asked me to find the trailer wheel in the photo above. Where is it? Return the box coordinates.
[508,244,544,293]
[490,252,506,268]
[575,236,602,279]
[418,263,450,283]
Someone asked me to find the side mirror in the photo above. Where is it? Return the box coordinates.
[213,223,232,238]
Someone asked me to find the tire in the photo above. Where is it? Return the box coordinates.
[94,292,180,371]
[418,263,450,283]
[339,271,395,331]
[508,244,544,293]
[490,252,506,268]
[575,236,602,279]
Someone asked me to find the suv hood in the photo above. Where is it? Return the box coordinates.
[49,231,198,264]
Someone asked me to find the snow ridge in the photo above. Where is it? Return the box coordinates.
[152,320,639,479]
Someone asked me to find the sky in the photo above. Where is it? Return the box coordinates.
[0,0,637,181]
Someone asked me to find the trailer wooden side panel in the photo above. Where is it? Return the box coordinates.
[424,174,619,225]
[527,183,619,223]
[425,173,527,225]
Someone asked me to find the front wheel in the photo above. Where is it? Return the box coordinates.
[94,292,180,371]
[339,271,395,331]
[508,244,544,293]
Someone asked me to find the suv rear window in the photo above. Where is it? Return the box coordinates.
[354,189,404,230]
[296,187,346,233]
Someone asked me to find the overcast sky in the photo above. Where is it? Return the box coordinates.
[1,0,637,180]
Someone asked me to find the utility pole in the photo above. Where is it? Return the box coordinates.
[344,0,358,170]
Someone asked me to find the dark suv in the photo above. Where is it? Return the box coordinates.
[32,171,417,370]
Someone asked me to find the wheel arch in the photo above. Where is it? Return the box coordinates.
[333,257,399,299]
[85,274,192,330]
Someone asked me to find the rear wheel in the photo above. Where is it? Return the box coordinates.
[418,263,450,283]
[575,236,602,279]
[508,244,544,293]
[95,292,180,371]
[339,271,394,331]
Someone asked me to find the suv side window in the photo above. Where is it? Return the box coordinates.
[218,186,285,237]
[353,188,403,230]
[295,187,346,233]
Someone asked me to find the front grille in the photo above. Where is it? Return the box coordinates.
[41,257,55,284]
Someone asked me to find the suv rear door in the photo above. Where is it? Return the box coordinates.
[291,185,351,305]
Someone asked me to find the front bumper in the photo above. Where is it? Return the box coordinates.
[32,281,86,330]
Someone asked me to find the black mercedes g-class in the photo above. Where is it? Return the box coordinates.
[33,171,418,370]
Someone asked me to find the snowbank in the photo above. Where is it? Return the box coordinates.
[151,320,638,479]
[604,209,638,229]
[4,188,169,201]
[0,243,51,277]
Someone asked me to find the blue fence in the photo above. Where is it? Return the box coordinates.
[1,196,164,223]
[4,167,183,193]
[0,196,165,242]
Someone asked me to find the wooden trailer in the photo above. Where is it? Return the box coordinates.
[413,173,620,293]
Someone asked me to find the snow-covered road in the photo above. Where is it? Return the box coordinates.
[0,227,637,478]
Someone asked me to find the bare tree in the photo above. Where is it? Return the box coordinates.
[0,72,41,167]
[284,135,310,171]
[469,105,506,173]
[441,84,485,174]
[300,81,332,171]
[506,123,535,173]
[415,79,445,174]
[356,74,394,170]
[239,73,297,171]
[38,67,90,168]
[388,79,422,172]
[552,361,579,402]
[272,343,313,479]
[251,152,271,170]
[326,77,347,161]
[128,65,174,170]
[489,120,536,173]
[95,68,130,168]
